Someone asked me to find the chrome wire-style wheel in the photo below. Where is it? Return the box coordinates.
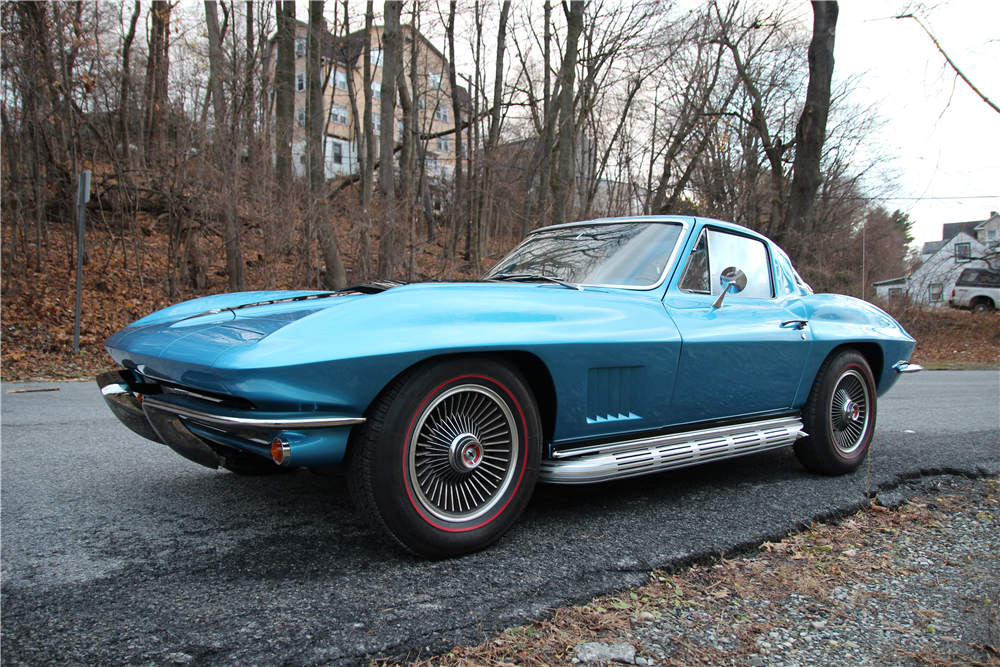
[346,358,541,558]
[795,350,878,476]
[408,385,518,522]
[829,369,871,456]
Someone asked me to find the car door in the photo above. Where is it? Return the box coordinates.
[663,226,813,425]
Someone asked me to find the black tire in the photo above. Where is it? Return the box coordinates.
[346,357,542,558]
[972,301,993,314]
[795,350,877,475]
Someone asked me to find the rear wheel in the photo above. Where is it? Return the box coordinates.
[347,357,542,558]
[795,350,877,475]
[972,300,994,314]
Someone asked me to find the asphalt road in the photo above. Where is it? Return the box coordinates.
[2,371,998,666]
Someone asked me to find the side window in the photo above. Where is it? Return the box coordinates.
[955,243,971,263]
[679,228,772,298]
[679,231,710,293]
[706,229,772,298]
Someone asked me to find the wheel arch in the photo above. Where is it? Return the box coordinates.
[971,295,996,309]
[358,350,558,446]
[823,342,884,387]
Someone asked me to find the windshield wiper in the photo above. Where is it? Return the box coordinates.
[488,273,583,290]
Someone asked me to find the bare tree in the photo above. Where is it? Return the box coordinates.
[445,0,465,256]
[307,0,347,289]
[377,1,402,278]
[551,1,584,227]
[143,1,170,159]
[205,0,246,291]
[274,1,295,193]
[469,0,511,269]
[785,1,838,256]
[118,2,141,166]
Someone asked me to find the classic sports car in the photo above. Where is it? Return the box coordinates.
[98,216,921,558]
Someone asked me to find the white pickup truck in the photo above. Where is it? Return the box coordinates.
[949,267,1000,313]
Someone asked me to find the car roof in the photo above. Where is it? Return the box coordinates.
[529,215,771,243]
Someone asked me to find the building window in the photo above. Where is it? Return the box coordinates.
[296,106,306,126]
[955,242,971,262]
[295,38,306,57]
[331,142,343,165]
[428,71,442,89]
[929,283,944,302]
[435,104,449,122]
[295,72,306,92]
[372,113,381,135]
[331,104,349,125]
[987,229,998,246]
[329,68,348,91]
[417,96,425,111]
[397,120,404,136]
[371,80,381,100]
[436,136,449,153]
[425,153,439,170]
[888,287,903,300]
[370,48,383,68]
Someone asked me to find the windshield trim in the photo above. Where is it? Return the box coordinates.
[483,218,690,291]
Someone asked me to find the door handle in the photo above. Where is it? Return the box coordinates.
[780,319,809,330]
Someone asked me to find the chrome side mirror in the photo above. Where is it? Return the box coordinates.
[712,266,747,309]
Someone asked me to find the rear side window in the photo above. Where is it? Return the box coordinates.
[679,229,773,298]
[957,269,1000,286]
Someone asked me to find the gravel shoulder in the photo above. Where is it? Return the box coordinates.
[399,475,1000,667]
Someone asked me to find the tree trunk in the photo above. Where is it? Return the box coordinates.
[535,1,555,230]
[362,2,375,210]
[143,1,170,160]
[274,1,295,192]
[446,0,464,256]
[786,1,838,262]
[551,1,584,227]
[242,2,257,167]
[376,1,402,279]
[118,2,141,165]
[307,1,347,289]
[467,0,509,269]
[205,0,246,291]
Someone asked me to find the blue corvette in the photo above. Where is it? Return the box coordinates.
[98,216,921,557]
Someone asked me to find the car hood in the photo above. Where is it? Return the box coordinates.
[106,289,360,368]
[104,282,665,390]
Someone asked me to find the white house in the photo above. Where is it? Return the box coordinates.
[872,215,996,306]
[974,212,1000,248]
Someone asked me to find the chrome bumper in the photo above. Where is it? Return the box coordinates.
[893,361,924,373]
[96,371,364,469]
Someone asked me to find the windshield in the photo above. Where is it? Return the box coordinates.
[482,221,684,288]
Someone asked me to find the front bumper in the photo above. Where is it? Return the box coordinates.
[97,371,365,469]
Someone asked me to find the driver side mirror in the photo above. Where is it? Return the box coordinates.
[712,266,747,309]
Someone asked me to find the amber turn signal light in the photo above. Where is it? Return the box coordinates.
[271,437,290,466]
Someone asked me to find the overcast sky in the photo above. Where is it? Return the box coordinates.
[293,1,997,249]
[833,1,1000,248]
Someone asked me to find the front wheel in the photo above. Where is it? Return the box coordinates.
[347,358,542,558]
[795,350,877,475]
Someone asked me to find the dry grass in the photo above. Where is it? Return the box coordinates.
[880,302,1000,370]
[376,478,1000,667]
